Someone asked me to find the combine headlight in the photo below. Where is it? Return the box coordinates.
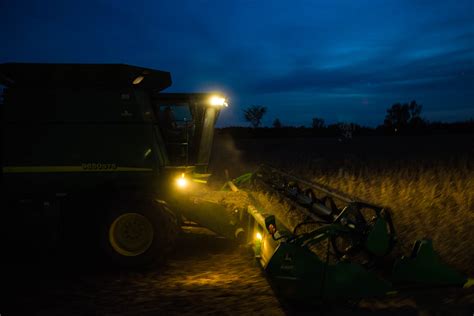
[255,232,263,241]
[176,173,189,189]
[209,95,228,107]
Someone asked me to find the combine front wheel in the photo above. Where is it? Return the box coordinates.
[102,199,178,267]
[108,212,155,257]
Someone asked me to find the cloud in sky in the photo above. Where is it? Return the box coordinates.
[1,0,473,126]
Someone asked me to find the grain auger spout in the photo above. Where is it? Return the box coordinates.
[225,164,473,301]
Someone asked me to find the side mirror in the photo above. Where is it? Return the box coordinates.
[265,215,277,235]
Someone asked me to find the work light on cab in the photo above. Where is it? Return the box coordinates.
[209,95,228,107]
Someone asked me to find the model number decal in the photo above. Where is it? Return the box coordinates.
[82,163,117,170]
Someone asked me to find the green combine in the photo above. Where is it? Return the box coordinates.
[1,63,471,303]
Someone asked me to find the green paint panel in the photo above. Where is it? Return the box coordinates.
[266,241,392,300]
[365,218,390,256]
[391,239,467,286]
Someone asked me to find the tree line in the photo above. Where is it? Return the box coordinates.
[237,101,473,137]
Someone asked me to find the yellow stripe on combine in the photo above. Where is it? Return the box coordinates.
[193,173,212,179]
[464,278,474,288]
[192,179,208,184]
[2,166,154,173]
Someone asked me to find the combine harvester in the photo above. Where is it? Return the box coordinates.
[1,63,471,303]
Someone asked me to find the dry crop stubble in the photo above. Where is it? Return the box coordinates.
[299,160,474,275]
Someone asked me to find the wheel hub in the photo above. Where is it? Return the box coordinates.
[109,213,154,256]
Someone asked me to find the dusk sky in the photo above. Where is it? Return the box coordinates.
[1,0,473,127]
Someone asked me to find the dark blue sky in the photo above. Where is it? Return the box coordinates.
[1,0,473,127]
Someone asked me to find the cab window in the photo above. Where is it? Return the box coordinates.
[155,104,195,165]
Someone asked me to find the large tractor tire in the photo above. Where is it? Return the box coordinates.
[101,198,178,267]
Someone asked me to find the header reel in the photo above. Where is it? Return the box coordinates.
[253,164,396,264]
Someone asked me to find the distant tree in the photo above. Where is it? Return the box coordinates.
[243,105,267,128]
[384,103,409,130]
[273,118,282,128]
[312,117,325,129]
[407,100,425,129]
[384,100,425,131]
[408,100,422,119]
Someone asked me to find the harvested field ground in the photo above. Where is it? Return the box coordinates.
[1,227,284,316]
[3,227,473,315]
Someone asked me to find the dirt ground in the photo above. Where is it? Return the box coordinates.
[2,227,473,315]
[1,227,282,316]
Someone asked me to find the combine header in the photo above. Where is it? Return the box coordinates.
[217,165,473,302]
